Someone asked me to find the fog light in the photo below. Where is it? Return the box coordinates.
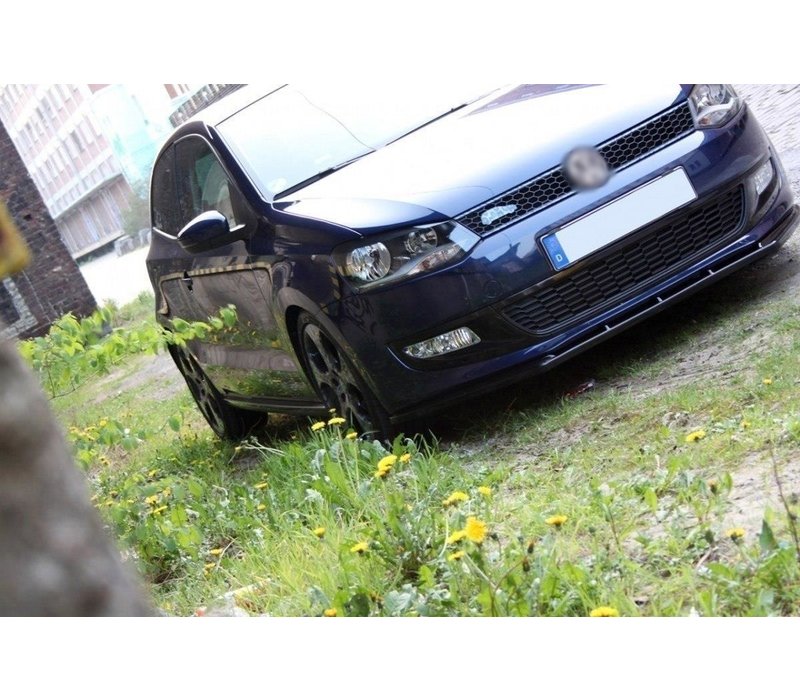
[753,160,774,196]
[404,327,481,359]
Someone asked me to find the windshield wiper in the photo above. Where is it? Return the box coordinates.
[274,152,372,199]
[385,102,470,145]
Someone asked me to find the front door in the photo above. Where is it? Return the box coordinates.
[150,135,317,403]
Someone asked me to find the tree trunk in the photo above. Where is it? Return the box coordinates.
[0,335,152,616]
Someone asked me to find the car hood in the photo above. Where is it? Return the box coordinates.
[273,83,688,231]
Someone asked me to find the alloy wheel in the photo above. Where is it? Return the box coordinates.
[301,323,376,436]
[171,345,227,436]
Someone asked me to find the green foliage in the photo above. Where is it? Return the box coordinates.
[17,303,238,398]
[83,416,800,617]
[35,282,800,616]
[121,191,150,238]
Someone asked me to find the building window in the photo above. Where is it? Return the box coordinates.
[0,279,37,340]
[79,121,93,145]
[70,129,85,153]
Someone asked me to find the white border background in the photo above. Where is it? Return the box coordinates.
[3,0,798,695]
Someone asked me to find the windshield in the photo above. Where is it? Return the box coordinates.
[216,84,494,200]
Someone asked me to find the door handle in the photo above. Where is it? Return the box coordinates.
[181,272,193,292]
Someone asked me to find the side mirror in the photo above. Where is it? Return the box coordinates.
[177,211,243,254]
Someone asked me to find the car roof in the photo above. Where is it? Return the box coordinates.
[188,83,287,128]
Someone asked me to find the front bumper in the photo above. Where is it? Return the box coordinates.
[392,201,798,422]
[326,103,798,420]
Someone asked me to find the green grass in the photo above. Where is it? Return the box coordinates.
[35,284,800,616]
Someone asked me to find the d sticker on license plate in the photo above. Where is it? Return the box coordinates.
[541,168,697,271]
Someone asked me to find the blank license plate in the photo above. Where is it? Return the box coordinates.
[541,168,697,271]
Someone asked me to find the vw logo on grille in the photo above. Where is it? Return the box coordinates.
[564,146,610,190]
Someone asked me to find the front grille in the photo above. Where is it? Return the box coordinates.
[458,101,695,236]
[598,102,695,169]
[502,186,745,335]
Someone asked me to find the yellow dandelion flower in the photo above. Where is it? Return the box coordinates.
[209,548,224,556]
[685,429,707,443]
[147,469,158,478]
[546,514,568,527]
[399,453,412,464]
[151,505,168,515]
[345,430,358,440]
[740,420,751,429]
[254,482,268,490]
[311,421,327,431]
[256,504,266,511]
[350,541,369,554]
[377,455,398,470]
[313,527,326,538]
[447,550,465,561]
[328,416,346,426]
[589,606,620,617]
[98,419,108,428]
[144,494,159,505]
[323,608,338,617]
[442,490,469,507]
[446,530,467,545]
[726,527,745,541]
[204,562,216,572]
[477,485,492,497]
[763,377,773,385]
[374,465,392,478]
[465,516,488,544]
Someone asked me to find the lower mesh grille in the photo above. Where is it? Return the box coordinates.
[502,186,746,335]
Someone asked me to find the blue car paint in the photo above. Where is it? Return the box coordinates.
[146,84,798,428]
[308,105,795,416]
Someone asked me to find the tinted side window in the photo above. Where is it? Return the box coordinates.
[151,147,178,234]
[174,136,244,232]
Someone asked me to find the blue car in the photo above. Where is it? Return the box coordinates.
[146,84,798,440]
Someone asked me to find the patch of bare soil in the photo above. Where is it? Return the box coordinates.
[722,450,800,536]
[91,352,185,405]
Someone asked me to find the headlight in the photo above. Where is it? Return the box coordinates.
[344,243,391,282]
[335,223,479,290]
[689,84,741,128]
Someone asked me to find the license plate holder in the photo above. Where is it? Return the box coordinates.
[541,168,697,271]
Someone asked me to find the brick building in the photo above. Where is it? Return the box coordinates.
[0,122,96,340]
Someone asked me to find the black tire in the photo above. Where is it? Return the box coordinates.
[297,312,393,440]
[168,343,267,441]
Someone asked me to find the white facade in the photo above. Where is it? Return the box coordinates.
[0,84,198,258]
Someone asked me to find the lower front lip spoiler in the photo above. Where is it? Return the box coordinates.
[391,203,799,424]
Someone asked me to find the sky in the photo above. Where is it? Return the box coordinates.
[2,2,794,83]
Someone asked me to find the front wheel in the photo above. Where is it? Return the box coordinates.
[297,312,393,440]
[168,343,267,441]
